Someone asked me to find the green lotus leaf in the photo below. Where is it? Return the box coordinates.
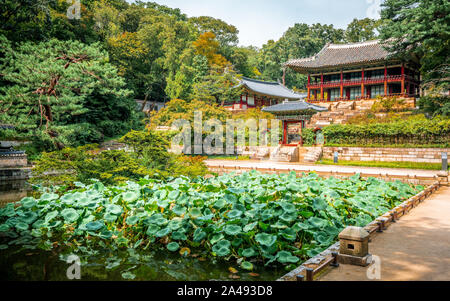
[85,221,104,231]
[104,213,118,223]
[20,197,37,209]
[224,225,242,236]
[47,221,61,229]
[209,234,224,245]
[146,225,160,236]
[167,242,180,252]
[155,227,171,237]
[213,199,226,209]
[106,204,122,215]
[307,217,329,229]
[227,210,243,219]
[189,208,202,219]
[121,272,136,280]
[15,222,29,231]
[172,205,186,216]
[60,194,75,205]
[243,222,257,232]
[279,212,297,223]
[312,197,328,211]
[126,216,140,226]
[212,240,231,257]
[232,238,243,247]
[292,222,310,231]
[314,233,334,246]
[255,233,277,247]
[122,191,139,203]
[261,210,273,221]
[2,205,15,217]
[271,221,288,229]
[99,230,113,239]
[40,193,59,201]
[193,228,206,242]
[0,244,8,250]
[19,212,38,224]
[0,224,10,232]
[279,202,296,213]
[242,248,257,257]
[277,251,299,264]
[44,211,59,223]
[168,190,180,200]
[167,219,182,231]
[32,219,45,229]
[280,228,297,241]
[172,231,187,241]
[216,239,231,249]
[241,261,254,270]
[61,209,79,223]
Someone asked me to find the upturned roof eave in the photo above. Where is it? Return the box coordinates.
[285,58,403,74]
[243,85,302,100]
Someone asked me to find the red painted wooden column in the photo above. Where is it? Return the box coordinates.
[282,121,287,145]
[340,71,344,98]
[401,64,405,95]
[320,73,324,100]
[307,75,311,100]
[361,68,365,98]
[384,66,388,96]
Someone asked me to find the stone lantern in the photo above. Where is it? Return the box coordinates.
[338,226,372,266]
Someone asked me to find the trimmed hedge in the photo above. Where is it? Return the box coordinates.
[303,117,450,147]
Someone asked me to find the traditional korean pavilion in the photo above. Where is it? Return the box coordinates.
[262,101,327,146]
[225,77,306,111]
[285,40,421,102]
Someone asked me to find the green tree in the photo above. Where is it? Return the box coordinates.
[257,23,345,89]
[344,18,381,43]
[0,36,135,150]
[189,16,239,59]
[192,66,242,106]
[379,0,450,90]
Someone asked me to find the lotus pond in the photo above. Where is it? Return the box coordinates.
[0,171,423,280]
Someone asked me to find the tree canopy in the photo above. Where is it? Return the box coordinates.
[379,0,450,90]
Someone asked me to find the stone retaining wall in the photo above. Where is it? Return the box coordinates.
[323,147,449,164]
[0,154,28,168]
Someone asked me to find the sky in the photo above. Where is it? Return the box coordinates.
[133,0,382,47]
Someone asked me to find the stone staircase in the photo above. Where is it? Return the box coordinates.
[306,98,415,128]
[302,147,323,163]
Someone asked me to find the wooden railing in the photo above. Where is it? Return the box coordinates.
[308,75,417,89]
[307,93,414,102]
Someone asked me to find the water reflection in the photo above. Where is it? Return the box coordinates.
[0,181,285,281]
[0,180,31,206]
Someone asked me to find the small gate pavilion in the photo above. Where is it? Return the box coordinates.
[262,101,327,146]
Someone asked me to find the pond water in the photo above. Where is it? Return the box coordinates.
[0,180,285,281]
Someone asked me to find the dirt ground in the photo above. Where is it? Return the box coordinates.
[318,186,450,281]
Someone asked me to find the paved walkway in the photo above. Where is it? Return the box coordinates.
[318,186,450,281]
[206,160,443,178]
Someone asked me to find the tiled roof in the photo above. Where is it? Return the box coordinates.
[262,101,328,114]
[285,40,394,72]
[241,77,306,100]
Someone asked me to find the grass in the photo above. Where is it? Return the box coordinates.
[317,159,447,170]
